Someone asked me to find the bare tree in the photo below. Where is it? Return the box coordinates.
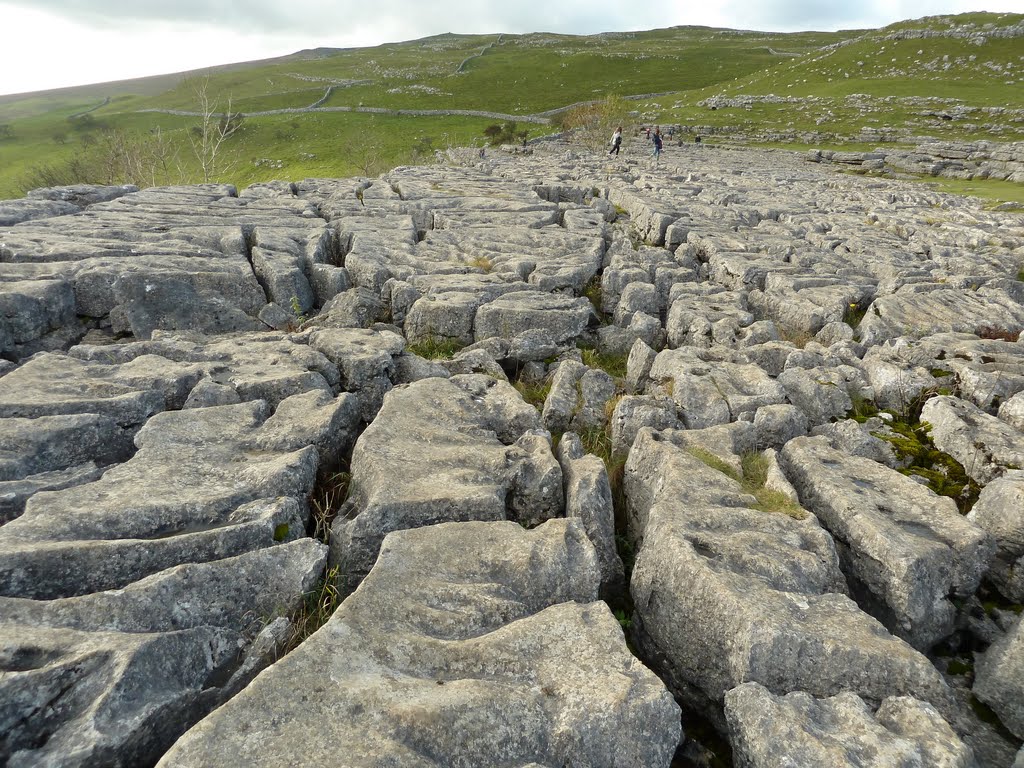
[185,77,244,182]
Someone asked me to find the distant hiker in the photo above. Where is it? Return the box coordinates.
[651,128,663,162]
[645,126,651,139]
[609,126,622,155]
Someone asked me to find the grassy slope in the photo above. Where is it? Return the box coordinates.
[645,12,1024,143]
[0,14,1021,198]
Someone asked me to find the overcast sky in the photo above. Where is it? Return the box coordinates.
[1,0,1021,96]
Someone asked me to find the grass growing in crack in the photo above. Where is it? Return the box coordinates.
[406,335,464,360]
[579,346,628,381]
[310,469,351,543]
[872,420,980,514]
[466,255,493,272]
[284,566,342,653]
[843,301,868,330]
[688,447,808,520]
[848,391,880,423]
[513,376,552,410]
[582,275,608,322]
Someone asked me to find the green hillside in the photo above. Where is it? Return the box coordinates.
[0,13,1020,198]
[645,12,1024,144]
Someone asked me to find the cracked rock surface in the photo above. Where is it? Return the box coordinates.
[3,137,1024,764]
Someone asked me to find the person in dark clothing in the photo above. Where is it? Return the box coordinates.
[651,128,663,162]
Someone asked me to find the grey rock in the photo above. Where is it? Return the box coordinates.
[329,376,561,592]
[0,352,204,426]
[0,413,133,481]
[558,433,625,598]
[305,287,385,329]
[610,394,680,456]
[725,683,976,768]
[626,427,952,721]
[393,353,450,383]
[922,395,1024,485]
[810,418,898,466]
[0,623,240,768]
[753,403,810,449]
[781,436,995,649]
[626,337,658,394]
[974,616,1024,741]
[999,391,1024,431]
[0,463,105,524]
[161,520,682,768]
[968,471,1024,602]
[777,365,859,426]
[648,347,787,428]
[181,377,242,409]
[0,398,323,598]
[475,290,593,347]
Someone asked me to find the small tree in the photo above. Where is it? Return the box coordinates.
[560,95,631,152]
[185,76,244,182]
[482,121,529,147]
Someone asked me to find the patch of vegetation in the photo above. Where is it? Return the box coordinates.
[969,696,1018,741]
[310,469,352,543]
[579,346,628,381]
[513,375,552,410]
[872,420,980,514]
[582,275,605,320]
[406,335,465,360]
[284,565,342,653]
[466,255,493,272]
[843,301,868,330]
[945,658,974,676]
[848,391,880,423]
[482,120,528,146]
[688,447,808,520]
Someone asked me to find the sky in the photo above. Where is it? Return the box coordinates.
[1,0,1021,96]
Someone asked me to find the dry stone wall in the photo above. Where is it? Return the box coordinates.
[2,137,1024,766]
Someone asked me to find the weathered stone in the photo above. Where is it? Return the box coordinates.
[610,394,679,456]
[626,428,951,722]
[330,376,562,592]
[753,403,810,448]
[161,520,682,768]
[781,436,994,649]
[648,347,787,428]
[725,683,975,768]
[810,418,898,466]
[558,433,625,597]
[475,290,593,347]
[968,471,1024,602]
[974,616,1024,741]
[0,398,324,599]
[922,395,1024,485]
[0,413,133,482]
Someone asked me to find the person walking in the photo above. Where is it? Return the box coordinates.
[609,126,622,155]
[651,128,663,163]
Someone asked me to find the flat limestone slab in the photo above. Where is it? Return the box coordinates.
[781,435,994,650]
[625,428,952,722]
[725,683,975,767]
[160,520,682,768]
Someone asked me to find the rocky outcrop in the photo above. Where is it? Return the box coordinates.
[3,135,1024,765]
[725,683,976,767]
[159,520,681,767]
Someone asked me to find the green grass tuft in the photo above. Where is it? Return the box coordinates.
[689,448,808,520]
[406,336,465,360]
